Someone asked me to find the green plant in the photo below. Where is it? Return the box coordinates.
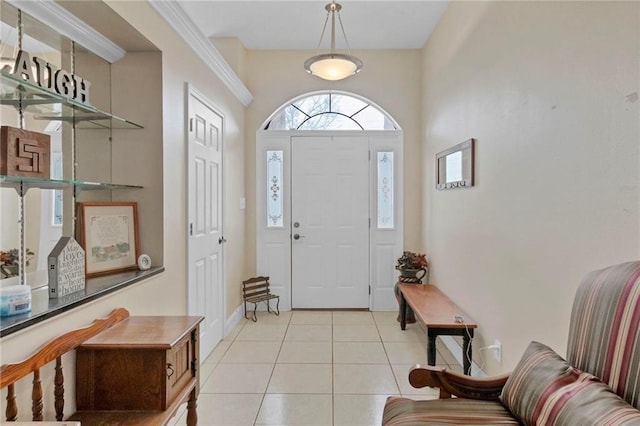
[396,251,428,270]
[0,248,35,267]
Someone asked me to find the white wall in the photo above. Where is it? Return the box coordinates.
[421,1,639,375]
[244,49,424,274]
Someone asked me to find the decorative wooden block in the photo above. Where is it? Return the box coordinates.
[0,125,50,178]
[48,237,86,299]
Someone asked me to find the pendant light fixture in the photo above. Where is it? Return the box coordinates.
[304,1,362,81]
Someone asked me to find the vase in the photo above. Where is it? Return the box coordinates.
[398,267,427,281]
[394,267,428,323]
[0,264,19,278]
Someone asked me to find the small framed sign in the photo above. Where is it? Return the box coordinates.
[77,202,140,277]
[48,236,85,298]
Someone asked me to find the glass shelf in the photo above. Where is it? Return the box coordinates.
[0,175,143,193]
[0,72,143,129]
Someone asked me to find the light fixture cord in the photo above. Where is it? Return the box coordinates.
[314,11,331,54]
[337,12,353,55]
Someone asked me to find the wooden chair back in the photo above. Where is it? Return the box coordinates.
[0,308,130,421]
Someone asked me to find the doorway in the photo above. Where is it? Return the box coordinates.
[291,135,370,308]
[186,84,224,360]
[256,90,404,312]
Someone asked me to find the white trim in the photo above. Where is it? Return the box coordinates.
[7,0,126,63]
[149,0,254,107]
[224,304,244,338]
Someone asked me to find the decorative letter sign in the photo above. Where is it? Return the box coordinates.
[48,237,86,299]
[1,126,50,178]
[8,50,92,104]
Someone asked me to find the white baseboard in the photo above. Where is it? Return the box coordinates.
[224,304,243,337]
[439,335,486,377]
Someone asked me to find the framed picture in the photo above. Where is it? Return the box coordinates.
[77,202,140,277]
[436,138,475,190]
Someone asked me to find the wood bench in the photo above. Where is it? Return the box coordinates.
[398,284,478,375]
[0,308,202,425]
[242,276,280,322]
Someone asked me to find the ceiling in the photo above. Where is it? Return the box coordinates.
[178,1,449,50]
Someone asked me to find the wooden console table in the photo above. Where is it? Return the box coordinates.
[398,284,477,375]
[70,315,203,425]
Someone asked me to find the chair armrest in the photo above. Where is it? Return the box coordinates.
[408,364,510,401]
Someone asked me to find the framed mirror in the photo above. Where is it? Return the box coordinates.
[436,138,475,190]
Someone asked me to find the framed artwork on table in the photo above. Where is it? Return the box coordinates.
[77,202,139,277]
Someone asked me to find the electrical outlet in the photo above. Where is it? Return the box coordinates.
[492,340,502,364]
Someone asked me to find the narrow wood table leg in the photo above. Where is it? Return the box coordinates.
[186,388,198,426]
[427,331,437,366]
[462,331,473,375]
[400,292,407,330]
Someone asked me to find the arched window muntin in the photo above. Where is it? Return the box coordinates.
[262,90,400,131]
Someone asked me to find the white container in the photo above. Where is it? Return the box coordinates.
[0,285,32,316]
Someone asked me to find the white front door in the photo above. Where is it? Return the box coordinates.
[291,136,370,308]
[187,86,224,360]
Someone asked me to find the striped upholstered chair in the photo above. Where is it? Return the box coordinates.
[383,261,640,425]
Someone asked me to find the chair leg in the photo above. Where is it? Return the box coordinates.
[252,302,258,322]
[274,297,280,316]
[244,301,250,320]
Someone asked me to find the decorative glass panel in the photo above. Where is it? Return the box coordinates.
[266,92,397,131]
[377,152,394,229]
[267,150,283,227]
[298,114,361,130]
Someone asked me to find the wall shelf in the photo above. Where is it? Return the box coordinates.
[0,175,142,195]
[0,266,165,337]
[0,72,143,129]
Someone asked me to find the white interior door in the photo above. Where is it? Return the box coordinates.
[291,136,369,308]
[187,86,224,359]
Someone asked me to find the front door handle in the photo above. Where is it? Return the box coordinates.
[293,234,305,240]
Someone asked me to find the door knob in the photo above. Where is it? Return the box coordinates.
[293,233,304,240]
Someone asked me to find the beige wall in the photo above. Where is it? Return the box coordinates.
[421,1,639,374]
[0,0,247,417]
[244,49,424,273]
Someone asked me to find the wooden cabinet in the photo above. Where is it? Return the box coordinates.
[75,316,203,413]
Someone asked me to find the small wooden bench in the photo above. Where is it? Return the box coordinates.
[0,308,200,425]
[398,284,478,375]
[242,276,280,322]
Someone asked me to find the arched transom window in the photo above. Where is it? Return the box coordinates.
[264,92,397,131]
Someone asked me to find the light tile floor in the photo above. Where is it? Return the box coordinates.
[172,310,463,426]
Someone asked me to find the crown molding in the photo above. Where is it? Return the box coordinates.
[148,0,254,107]
[6,0,126,63]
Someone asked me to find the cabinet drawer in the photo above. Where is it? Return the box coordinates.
[166,329,195,403]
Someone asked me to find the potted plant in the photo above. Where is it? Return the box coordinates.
[0,248,35,278]
[396,251,428,281]
[394,251,428,323]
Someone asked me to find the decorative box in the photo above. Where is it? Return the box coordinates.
[0,125,50,178]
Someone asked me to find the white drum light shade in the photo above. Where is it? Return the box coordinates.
[304,53,363,81]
